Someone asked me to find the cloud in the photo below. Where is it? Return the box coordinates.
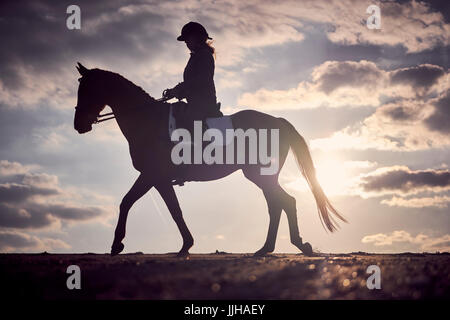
[0,1,175,109]
[342,165,450,208]
[0,230,70,253]
[312,60,385,94]
[380,103,419,122]
[362,230,427,246]
[309,75,449,151]
[380,195,450,208]
[322,0,450,53]
[421,235,450,252]
[0,202,107,229]
[237,0,449,53]
[0,160,40,176]
[357,165,450,197]
[238,60,387,110]
[424,89,450,134]
[1,0,448,112]
[0,0,307,110]
[0,160,111,229]
[0,182,59,204]
[362,230,450,252]
[390,64,445,91]
[238,61,447,112]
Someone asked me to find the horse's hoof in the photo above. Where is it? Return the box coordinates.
[253,247,273,257]
[176,250,190,258]
[300,242,314,256]
[111,242,124,256]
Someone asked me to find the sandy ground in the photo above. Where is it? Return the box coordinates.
[0,252,448,300]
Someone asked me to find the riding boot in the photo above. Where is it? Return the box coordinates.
[171,119,195,186]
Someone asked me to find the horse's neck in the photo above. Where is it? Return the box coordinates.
[109,91,167,144]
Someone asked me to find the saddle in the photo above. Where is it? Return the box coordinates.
[168,102,233,143]
[166,101,234,186]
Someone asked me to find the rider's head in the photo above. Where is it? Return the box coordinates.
[177,22,213,52]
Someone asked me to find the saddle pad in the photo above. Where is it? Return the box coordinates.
[168,105,234,146]
[205,116,233,146]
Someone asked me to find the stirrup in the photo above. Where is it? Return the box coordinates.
[172,179,185,186]
[172,175,186,186]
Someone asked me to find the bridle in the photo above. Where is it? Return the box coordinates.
[75,96,172,125]
[95,111,115,124]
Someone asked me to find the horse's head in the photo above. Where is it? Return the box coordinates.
[74,63,107,134]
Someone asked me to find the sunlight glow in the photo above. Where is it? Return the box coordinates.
[315,159,350,196]
[284,157,370,196]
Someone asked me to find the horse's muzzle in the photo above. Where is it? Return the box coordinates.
[75,123,92,134]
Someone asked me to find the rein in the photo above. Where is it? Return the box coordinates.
[95,112,115,124]
[94,97,172,124]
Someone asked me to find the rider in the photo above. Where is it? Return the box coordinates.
[163,22,223,185]
[163,21,222,132]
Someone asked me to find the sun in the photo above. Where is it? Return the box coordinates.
[314,158,350,196]
[285,155,351,196]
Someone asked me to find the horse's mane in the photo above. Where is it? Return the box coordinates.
[93,68,157,103]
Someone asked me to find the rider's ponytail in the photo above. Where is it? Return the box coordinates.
[205,39,216,60]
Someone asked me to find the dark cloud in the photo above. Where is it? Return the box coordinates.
[0,183,59,203]
[0,0,173,97]
[0,202,105,229]
[313,62,446,97]
[313,60,383,94]
[381,105,417,121]
[0,230,70,251]
[390,64,445,90]
[424,89,450,134]
[0,203,53,229]
[0,160,107,229]
[360,167,450,194]
[38,203,105,222]
[0,231,40,250]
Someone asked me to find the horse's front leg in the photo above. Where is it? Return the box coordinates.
[111,172,154,256]
[155,182,194,257]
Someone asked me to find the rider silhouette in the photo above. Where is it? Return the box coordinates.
[162,22,224,185]
[163,22,222,132]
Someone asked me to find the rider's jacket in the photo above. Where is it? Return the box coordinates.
[174,45,221,119]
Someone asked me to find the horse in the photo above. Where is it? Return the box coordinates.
[73,62,347,257]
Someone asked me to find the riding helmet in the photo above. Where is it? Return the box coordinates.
[177,21,212,41]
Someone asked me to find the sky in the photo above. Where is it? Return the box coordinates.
[0,0,449,254]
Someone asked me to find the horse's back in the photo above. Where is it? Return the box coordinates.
[230,109,286,131]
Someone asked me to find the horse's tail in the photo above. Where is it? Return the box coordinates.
[280,118,347,232]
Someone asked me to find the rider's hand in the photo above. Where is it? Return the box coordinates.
[162,88,174,99]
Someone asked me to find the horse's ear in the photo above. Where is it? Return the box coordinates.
[76,62,89,76]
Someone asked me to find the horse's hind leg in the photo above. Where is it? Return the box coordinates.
[111,172,154,256]
[242,170,281,256]
[277,186,313,256]
[244,169,313,256]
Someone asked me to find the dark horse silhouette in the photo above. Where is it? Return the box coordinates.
[73,63,347,257]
